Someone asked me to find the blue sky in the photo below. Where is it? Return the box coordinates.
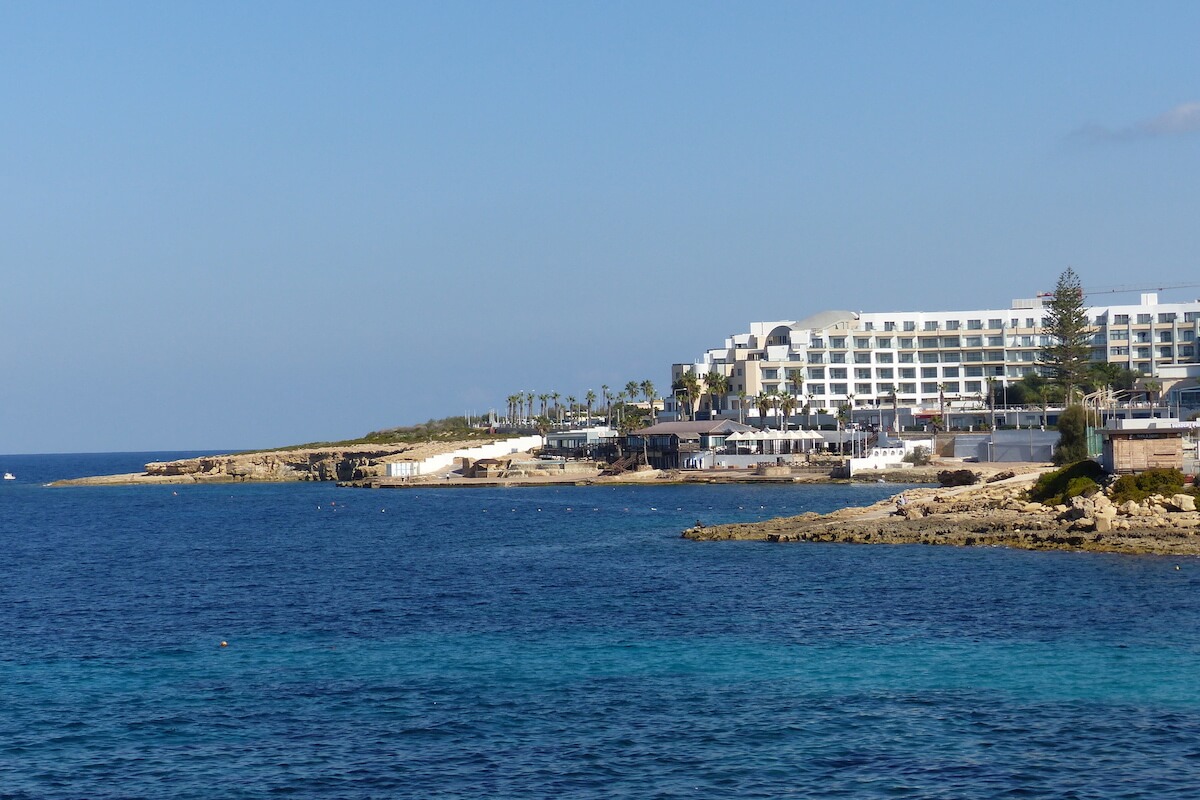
[2,1,1199,453]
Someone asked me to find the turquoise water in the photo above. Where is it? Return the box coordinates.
[3,453,1200,797]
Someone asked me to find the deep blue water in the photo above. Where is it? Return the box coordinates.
[4,453,1200,798]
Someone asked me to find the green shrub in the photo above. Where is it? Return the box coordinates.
[1109,468,1186,504]
[1053,405,1089,465]
[903,445,931,466]
[1028,460,1106,506]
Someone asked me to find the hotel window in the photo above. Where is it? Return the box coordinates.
[811,338,825,348]
[878,382,895,393]
[965,336,982,347]
[855,368,871,379]
[1020,336,1034,346]
[899,353,914,363]
[763,368,778,379]
[1136,347,1151,359]
[1137,314,1151,324]
[942,352,961,363]
[1183,346,1195,358]
[808,367,825,379]
[830,352,846,363]
[1135,332,1150,343]
[1026,318,1035,328]
[1019,351,1035,362]
[900,368,916,379]
[855,383,872,394]
[809,353,824,364]
[987,336,1004,346]
[967,319,982,330]
[899,383,916,394]
[884,321,896,331]
[1040,317,1050,327]
[1010,318,1019,328]
[1110,346,1128,356]
[863,322,875,331]
[988,319,1003,329]
[1110,329,1128,340]
[923,321,938,331]
[1184,331,1196,341]
[965,351,983,362]
[921,382,939,394]
[1135,362,1150,372]
[830,337,847,348]
[946,320,960,330]
[830,383,848,395]
[855,338,871,348]
[876,353,893,363]
[1114,314,1130,324]
[876,368,894,379]
[903,321,916,331]
[854,353,871,364]
[1160,331,1174,342]
[965,381,982,393]
[921,367,938,378]
[943,367,959,378]
[1160,313,1177,323]
[941,337,960,348]
[919,337,939,348]
[810,383,825,395]
[877,337,892,348]
[899,337,914,349]
[1160,347,1173,359]
[830,368,847,379]
[1094,316,1106,325]
[942,382,960,393]
[965,366,983,377]
[1186,312,1200,323]
[920,353,939,363]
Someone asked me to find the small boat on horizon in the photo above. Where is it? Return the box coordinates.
[3,472,15,480]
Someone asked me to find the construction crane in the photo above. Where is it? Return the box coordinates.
[1082,282,1200,298]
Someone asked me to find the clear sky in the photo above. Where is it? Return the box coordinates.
[2,1,1199,453]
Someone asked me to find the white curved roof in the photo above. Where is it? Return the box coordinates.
[791,310,858,331]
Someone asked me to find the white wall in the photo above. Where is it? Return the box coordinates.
[385,435,545,477]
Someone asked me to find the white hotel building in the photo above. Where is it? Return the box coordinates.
[672,292,1200,416]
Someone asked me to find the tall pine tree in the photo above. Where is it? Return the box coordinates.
[1040,267,1092,403]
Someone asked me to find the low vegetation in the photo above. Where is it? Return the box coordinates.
[1108,469,1190,505]
[254,417,501,452]
[1027,460,1106,507]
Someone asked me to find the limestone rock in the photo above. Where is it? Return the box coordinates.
[1169,494,1196,512]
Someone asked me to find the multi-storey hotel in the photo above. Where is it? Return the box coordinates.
[672,292,1200,418]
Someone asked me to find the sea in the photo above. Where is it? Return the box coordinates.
[3,451,1200,799]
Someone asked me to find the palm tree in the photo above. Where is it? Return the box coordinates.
[601,384,611,425]
[805,392,815,425]
[679,372,701,421]
[551,392,561,424]
[640,380,656,421]
[756,394,772,429]
[525,392,535,422]
[506,394,519,425]
[539,393,549,418]
[787,369,804,402]
[1145,380,1162,407]
[585,390,597,426]
[566,395,577,425]
[736,390,748,424]
[780,393,797,431]
[889,391,899,433]
[937,383,946,433]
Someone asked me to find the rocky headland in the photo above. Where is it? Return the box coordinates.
[50,441,488,486]
[684,470,1200,555]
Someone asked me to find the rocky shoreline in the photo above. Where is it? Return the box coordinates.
[49,441,483,486]
[683,470,1200,555]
